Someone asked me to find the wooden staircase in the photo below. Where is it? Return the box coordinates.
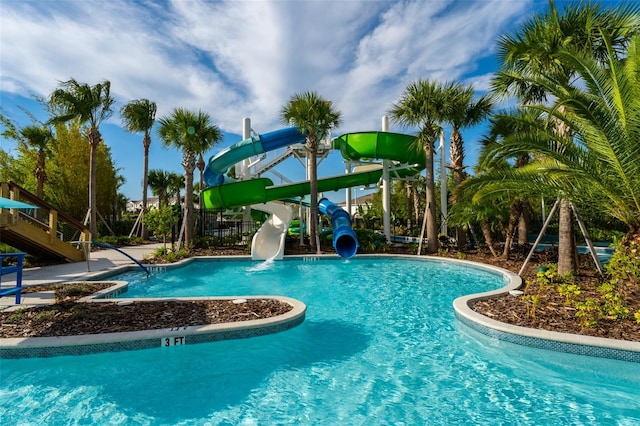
[0,182,89,262]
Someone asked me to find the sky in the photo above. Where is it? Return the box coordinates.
[0,0,550,203]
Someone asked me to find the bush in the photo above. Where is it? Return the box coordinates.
[355,229,387,253]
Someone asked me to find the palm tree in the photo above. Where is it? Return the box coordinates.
[0,114,55,201]
[482,35,640,243]
[21,126,55,201]
[48,78,114,238]
[148,169,172,207]
[280,91,342,253]
[167,172,184,207]
[444,83,493,250]
[157,108,222,248]
[390,79,454,254]
[120,98,157,240]
[491,0,640,274]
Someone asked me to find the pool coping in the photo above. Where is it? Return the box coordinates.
[0,293,306,358]
[450,262,640,363]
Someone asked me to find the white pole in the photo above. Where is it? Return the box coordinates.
[381,116,391,243]
[345,161,352,217]
[439,131,447,236]
[241,117,251,180]
[241,118,252,226]
[299,199,305,246]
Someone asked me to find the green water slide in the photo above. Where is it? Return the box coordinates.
[201,131,424,210]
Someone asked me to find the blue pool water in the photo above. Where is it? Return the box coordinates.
[2,257,639,424]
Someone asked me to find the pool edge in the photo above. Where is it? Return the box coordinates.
[450,261,640,363]
[0,296,306,359]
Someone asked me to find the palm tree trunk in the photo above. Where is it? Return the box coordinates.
[309,148,319,253]
[450,128,467,250]
[481,219,499,258]
[88,127,100,238]
[141,133,150,240]
[557,198,577,275]
[183,150,195,248]
[425,143,438,253]
[412,184,420,234]
[518,201,529,244]
[502,199,523,258]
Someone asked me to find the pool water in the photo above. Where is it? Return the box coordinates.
[2,257,639,424]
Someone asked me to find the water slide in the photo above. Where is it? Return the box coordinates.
[202,129,424,259]
[250,202,293,261]
[318,198,358,259]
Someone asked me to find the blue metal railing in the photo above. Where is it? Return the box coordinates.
[92,242,150,276]
[0,252,26,304]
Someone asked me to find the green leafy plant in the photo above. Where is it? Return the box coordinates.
[34,309,58,323]
[575,298,601,328]
[143,206,179,251]
[6,308,29,323]
[597,283,630,320]
[523,293,541,321]
[557,283,582,305]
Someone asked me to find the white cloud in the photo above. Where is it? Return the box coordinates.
[1,0,537,199]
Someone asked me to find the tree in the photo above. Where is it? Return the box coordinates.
[482,35,640,241]
[444,83,493,250]
[280,91,342,253]
[157,108,222,248]
[120,98,157,240]
[48,78,114,238]
[490,0,640,274]
[390,79,455,254]
[167,172,184,206]
[0,109,56,202]
[44,121,120,222]
[148,169,172,207]
[143,205,179,251]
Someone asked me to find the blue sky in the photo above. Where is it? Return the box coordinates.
[0,0,548,203]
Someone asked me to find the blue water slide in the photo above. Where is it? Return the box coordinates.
[318,198,358,259]
[203,127,305,187]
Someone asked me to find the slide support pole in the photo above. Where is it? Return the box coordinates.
[382,116,391,243]
[241,118,253,227]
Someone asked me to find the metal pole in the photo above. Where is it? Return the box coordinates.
[382,116,391,243]
[519,198,561,276]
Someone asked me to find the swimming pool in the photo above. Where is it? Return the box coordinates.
[2,256,639,424]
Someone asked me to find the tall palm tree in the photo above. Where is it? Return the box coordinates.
[390,79,454,254]
[48,78,114,238]
[280,91,342,253]
[148,169,172,207]
[120,98,157,240]
[444,83,493,250]
[491,0,640,274]
[157,108,222,248]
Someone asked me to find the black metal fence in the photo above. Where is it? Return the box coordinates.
[193,208,260,245]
